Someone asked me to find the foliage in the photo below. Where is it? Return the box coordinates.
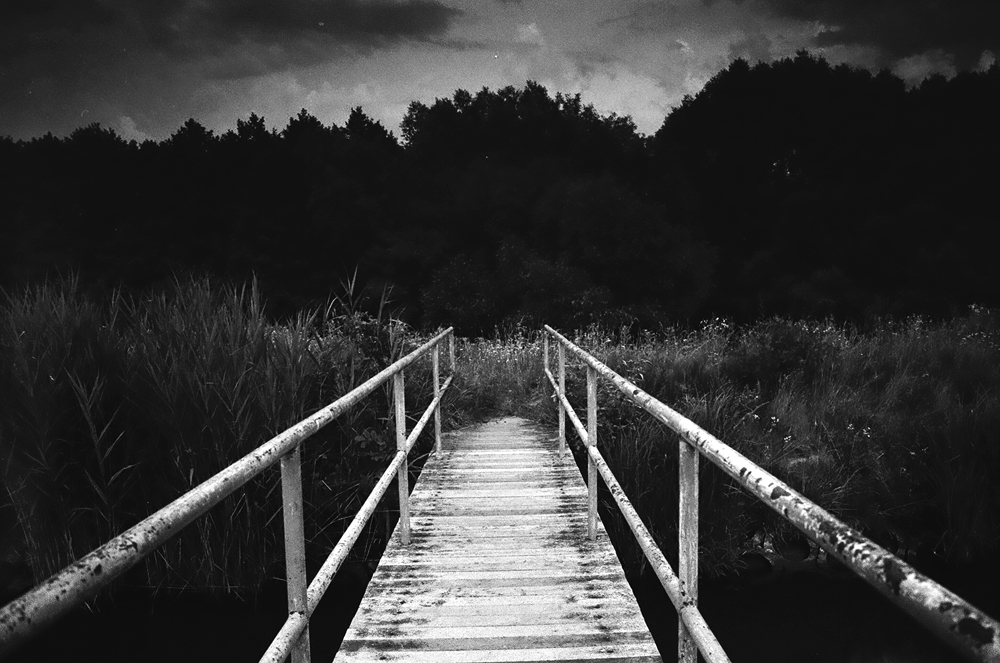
[652,52,1000,320]
[520,311,1000,579]
[2,276,997,596]
[445,320,547,425]
[0,277,438,594]
[5,59,995,332]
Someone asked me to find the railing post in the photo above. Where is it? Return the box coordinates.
[543,334,549,374]
[557,343,566,456]
[449,331,456,373]
[678,437,700,663]
[586,365,598,541]
[280,442,312,663]
[394,370,410,545]
[432,343,442,454]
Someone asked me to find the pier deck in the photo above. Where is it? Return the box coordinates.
[335,417,661,662]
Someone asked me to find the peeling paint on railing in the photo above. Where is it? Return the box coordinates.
[543,324,1000,663]
[588,445,731,663]
[544,367,588,444]
[260,373,454,663]
[0,327,455,659]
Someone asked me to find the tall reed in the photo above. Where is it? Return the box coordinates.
[0,277,435,594]
[526,312,1000,578]
[446,320,545,425]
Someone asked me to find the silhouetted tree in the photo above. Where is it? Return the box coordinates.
[1,68,997,328]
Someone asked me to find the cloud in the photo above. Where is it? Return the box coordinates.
[117,115,153,142]
[488,17,679,135]
[0,0,464,85]
[728,30,773,62]
[516,23,544,45]
[0,0,465,139]
[604,0,789,117]
[575,65,676,135]
[978,50,997,71]
[205,0,461,49]
[758,0,1000,69]
[616,1,756,38]
[892,50,957,85]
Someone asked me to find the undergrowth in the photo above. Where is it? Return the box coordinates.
[0,277,441,595]
[3,278,997,596]
[471,312,1000,580]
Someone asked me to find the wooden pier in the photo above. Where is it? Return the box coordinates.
[336,417,662,662]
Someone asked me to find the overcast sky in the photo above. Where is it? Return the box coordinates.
[1,0,997,142]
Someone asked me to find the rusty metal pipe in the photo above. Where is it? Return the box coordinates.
[432,345,441,453]
[0,327,454,657]
[588,445,731,663]
[306,373,452,616]
[558,343,566,455]
[394,371,410,546]
[678,434,699,663]
[545,325,1000,663]
[261,448,408,663]
[280,442,311,663]
[544,368,588,444]
[404,374,453,457]
[260,375,454,663]
[586,365,598,541]
[545,354,727,660]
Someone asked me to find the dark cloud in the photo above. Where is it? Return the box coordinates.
[0,0,464,137]
[3,0,116,27]
[613,1,756,39]
[205,0,461,46]
[729,31,773,63]
[0,0,463,84]
[756,0,1000,69]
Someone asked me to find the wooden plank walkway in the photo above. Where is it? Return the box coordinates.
[335,417,662,662]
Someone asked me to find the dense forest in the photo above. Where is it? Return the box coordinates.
[2,52,998,334]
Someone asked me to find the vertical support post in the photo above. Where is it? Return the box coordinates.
[543,334,549,374]
[557,343,566,456]
[432,343,442,454]
[586,365,598,541]
[395,370,410,545]
[449,331,456,373]
[678,437,700,663]
[280,442,312,663]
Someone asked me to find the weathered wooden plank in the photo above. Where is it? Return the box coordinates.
[354,602,647,627]
[380,551,622,569]
[333,417,661,662]
[417,488,575,498]
[336,643,661,663]
[399,535,601,549]
[341,624,654,651]
[356,594,623,611]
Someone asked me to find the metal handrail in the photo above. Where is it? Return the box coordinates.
[0,326,456,662]
[542,325,1000,663]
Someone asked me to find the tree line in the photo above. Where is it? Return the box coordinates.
[2,52,998,334]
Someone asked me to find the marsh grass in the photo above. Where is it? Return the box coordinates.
[446,320,547,425]
[0,277,439,595]
[4,283,998,596]
[508,313,1000,579]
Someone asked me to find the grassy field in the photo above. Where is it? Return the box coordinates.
[2,279,998,599]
